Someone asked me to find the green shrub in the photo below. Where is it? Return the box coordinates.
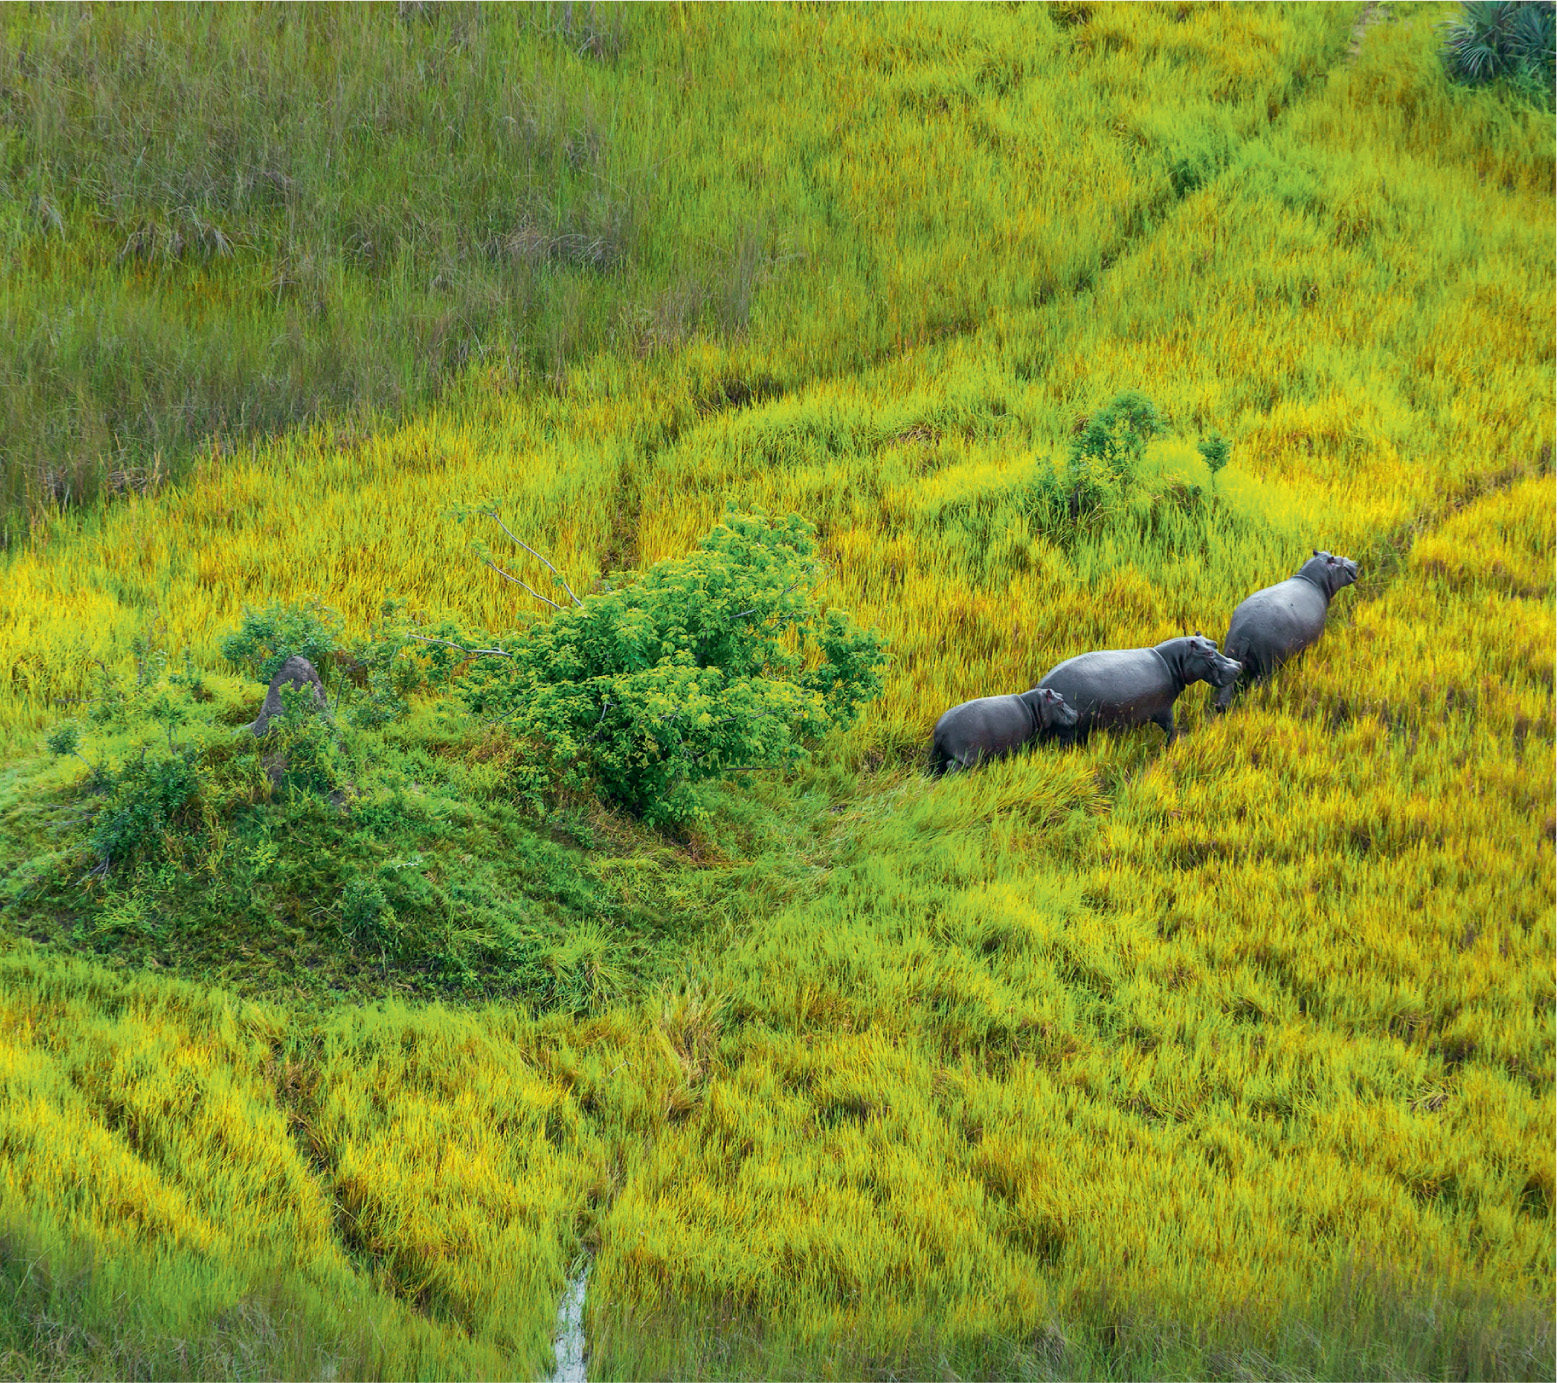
[219,598,343,685]
[1027,389,1164,534]
[334,602,464,728]
[45,720,90,766]
[220,596,456,726]
[457,511,888,826]
[340,872,398,950]
[86,749,205,874]
[266,685,350,798]
[1441,2,1556,107]
[1070,389,1161,488]
[1198,430,1232,486]
[49,653,349,879]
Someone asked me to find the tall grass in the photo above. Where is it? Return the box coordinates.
[1,2,638,532]
[0,2,1552,1378]
[0,0,1352,540]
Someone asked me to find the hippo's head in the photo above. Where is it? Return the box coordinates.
[1300,549,1360,598]
[1035,686,1079,730]
[1182,632,1243,688]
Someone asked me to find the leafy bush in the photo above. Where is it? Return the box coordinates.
[45,721,96,775]
[220,596,457,726]
[340,872,398,949]
[1028,389,1164,532]
[220,598,343,686]
[456,511,888,826]
[44,650,354,880]
[86,749,205,874]
[1441,2,1556,107]
[334,603,466,728]
[1198,431,1232,486]
[265,684,351,798]
[1070,389,1161,489]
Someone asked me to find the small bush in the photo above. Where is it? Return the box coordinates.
[47,652,349,879]
[266,685,350,798]
[1198,431,1232,485]
[86,749,205,873]
[1028,389,1164,534]
[340,873,399,950]
[1441,2,1556,107]
[334,602,465,728]
[220,598,343,686]
[456,511,888,826]
[220,596,455,726]
[1070,389,1161,488]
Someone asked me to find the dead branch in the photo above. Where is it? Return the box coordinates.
[408,634,514,659]
[481,510,585,607]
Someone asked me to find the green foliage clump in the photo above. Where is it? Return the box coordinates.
[220,596,456,727]
[44,720,91,770]
[1441,1,1556,108]
[219,597,343,686]
[1027,388,1164,533]
[43,654,350,879]
[39,656,221,875]
[267,685,351,798]
[1070,389,1161,488]
[1198,430,1232,486]
[459,512,888,826]
[85,749,205,875]
[340,871,398,949]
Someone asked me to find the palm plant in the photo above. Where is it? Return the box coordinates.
[1440,0,1556,99]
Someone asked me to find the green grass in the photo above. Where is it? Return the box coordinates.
[1,0,1359,540]
[0,2,1552,1379]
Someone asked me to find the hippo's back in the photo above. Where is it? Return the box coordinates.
[932,693,1034,770]
[1225,577,1329,678]
[1038,648,1175,729]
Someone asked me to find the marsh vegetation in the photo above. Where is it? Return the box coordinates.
[0,2,1551,1379]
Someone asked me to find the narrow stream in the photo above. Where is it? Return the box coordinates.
[547,1257,591,1383]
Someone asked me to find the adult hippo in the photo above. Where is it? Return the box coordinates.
[930,686,1078,774]
[1036,634,1240,746]
[1214,549,1359,712]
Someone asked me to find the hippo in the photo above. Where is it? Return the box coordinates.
[930,686,1079,774]
[1036,634,1241,746]
[1214,549,1359,712]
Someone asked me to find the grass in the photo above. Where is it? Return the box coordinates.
[0,0,1353,540]
[0,2,1552,1379]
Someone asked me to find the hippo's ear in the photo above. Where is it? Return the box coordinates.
[1312,548,1320,557]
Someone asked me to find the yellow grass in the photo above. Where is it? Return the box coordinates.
[0,3,1551,1378]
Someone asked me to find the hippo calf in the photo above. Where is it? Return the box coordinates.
[1036,634,1241,746]
[930,686,1078,774]
[1214,549,1359,711]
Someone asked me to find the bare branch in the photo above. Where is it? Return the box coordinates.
[481,510,584,607]
[481,557,564,611]
[733,582,801,620]
[590,697,612,740]
[408,634,513,660]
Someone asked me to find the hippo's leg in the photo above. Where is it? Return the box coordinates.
[1152,709,1177,745]
[1213,678,1240,714]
